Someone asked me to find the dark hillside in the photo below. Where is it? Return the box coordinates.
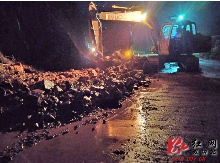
[0,2,92,71]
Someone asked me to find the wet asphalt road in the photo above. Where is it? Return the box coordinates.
[1,72,220,163]
[114,73,220,163]
[199,59,220,78]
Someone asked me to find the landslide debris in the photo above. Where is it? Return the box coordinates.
[0,54,152,133]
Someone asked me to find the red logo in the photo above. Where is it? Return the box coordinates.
[167,136,189,155]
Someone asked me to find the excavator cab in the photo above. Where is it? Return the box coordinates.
[170,20,211,55]
[158,19,212,71]
[158,20,211,55]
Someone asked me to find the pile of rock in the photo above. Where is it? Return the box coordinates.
[0,59,152,132]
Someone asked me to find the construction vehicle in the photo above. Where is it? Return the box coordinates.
[88,2,212,71]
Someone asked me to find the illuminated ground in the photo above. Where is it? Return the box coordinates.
[158,59,220,78]
[159,62,179,74]
[0,55,220,163]
[199,59,220,78]
[1,72,219,163]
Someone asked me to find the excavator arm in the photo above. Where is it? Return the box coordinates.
[88,2,159,56]
[88,2,212,72]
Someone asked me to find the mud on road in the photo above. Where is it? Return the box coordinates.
[1,72,220,163]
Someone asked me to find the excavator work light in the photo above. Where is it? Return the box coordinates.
[135,14,142,22]
[91,47,96,52]
[141,12,147,21]
[135,13,147,22]
[178,15,184,20]
[124,50,132,58]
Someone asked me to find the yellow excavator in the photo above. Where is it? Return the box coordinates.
[88,2,211,71]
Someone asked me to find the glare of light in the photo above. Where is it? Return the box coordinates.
[135,14,142,22]
[91,48,96,52]
[135,12,147,22]
[112,5,127,9]
[141,12,147,21]
[125,50,132,58]
[178,15,184,20]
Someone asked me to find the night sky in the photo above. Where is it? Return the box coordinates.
[76,1,220,35]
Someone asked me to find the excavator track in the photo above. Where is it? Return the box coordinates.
[177,55,201,72]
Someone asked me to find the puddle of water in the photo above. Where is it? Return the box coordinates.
[95,103,143,141]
